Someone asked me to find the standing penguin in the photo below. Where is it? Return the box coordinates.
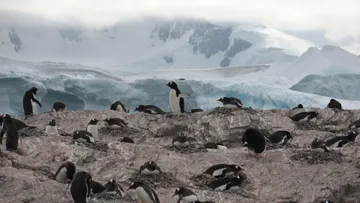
[54,161,76,183]
[217,97,243,108]
[242,127,266,157]
[22,87,42,117]
[173,187,198,203]
[68,171,92,203]
[267,131,292,145]
[127,181,160,203]
[0,114,19,150]
[86,119,100,141]
[45,119,58,135]
[110,101,128,112]
[165,81,190,115]
[327,98,342,110]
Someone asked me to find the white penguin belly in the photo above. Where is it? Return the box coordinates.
[136,187,155,203]
[223,104,238,108]
[329,140,342,148]
[214,184,227,191]
[141,168,160,175]
[32,101,38,114]
[173,141,190,147]
[180,195,198,203]
[212,168,226,177]
[169,89,181,114]
[86,125,99,140]
[55,167,68,183]
[116,105,125,112]
[45,126,58,135]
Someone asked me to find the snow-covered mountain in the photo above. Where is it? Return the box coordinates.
[0,11,314,70]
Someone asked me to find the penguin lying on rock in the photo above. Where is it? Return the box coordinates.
[91,179,125,197]
[327,98,342,110]
[103,118,128,128]
[217,97,243,108]
[140,161,162,175]
[324,131,358,148]
[172,135,196,147]
[267,130,293,145]
[290,111,319,122]
[173,187,198,203]
[127,181,160,203]
[134,105,165,114]
[208,175,245,191]
[203,142,227,151]
[73,130,95,144]
[202,164,243,178]
[121,137,134,143]
[311,138,329,152]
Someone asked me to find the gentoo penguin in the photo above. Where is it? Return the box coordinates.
[121,137,134,143]
[110,100,128,112]
[290,111,319,122]
[91,179,125,196]
[0,115,35,130]
[22,87,42,117]
[311,138,329,152]
[165,81,190,114]
[86,119,100,141]
[54,161,76,183]
[134,105,165,114]
[127,181,160,203]
[324,131,358,148]
[217,97,243,108]
[140,161,162,175]
[203,142,227,151]
[292,104,303,110]
[268,130,292,145]
[0,114,19,150]
[73,130,95,144]
[349,119,360,128]
[208,175,244,191]
[190,109,203,113]
[68,171,92,203]
[103,118,128,128]
[327,98,342,110]
[45,119,58,135]
[202,164,243,178]
[190,201,215,203]
[173,187,198,203]
[242,127,266,157]
[172,135,193,147]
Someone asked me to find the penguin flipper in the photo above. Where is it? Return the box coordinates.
[179,93,191,98]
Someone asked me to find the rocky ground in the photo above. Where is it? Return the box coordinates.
[1,108,360,203]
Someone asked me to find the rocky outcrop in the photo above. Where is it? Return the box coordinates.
[1,108,360,203]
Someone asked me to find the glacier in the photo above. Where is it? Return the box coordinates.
[1,56,360,116]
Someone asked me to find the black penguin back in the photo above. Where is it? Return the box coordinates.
[269,130,292,144]
[70,171,92,203]
[242,127,266,154]
[327,99,342,110]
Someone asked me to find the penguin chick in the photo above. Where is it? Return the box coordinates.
[208,175,245,191]
[325,131,358,148]
[268,130,292,145]
[134,105,165,114]
[190,109,203,113]
[311,138,329,152]
[172,136,194,147]
[110,100,128,112]
[290,111,319,122]
[45,119,58,135]
[173,187,198,203]
[327,98,342,110]
[203,142,227,151]
[103,179,125,197]
[202,164,243,178]
[242,127,266,157]
[73,130,95,144]
[140,161,162,175]
[292,104,303,110]
[217,97,243,108]
[54,161,76,183]
[127,181,160,203]
[52,102,66,112]
[120,137,134,143]
[104,118,128,128]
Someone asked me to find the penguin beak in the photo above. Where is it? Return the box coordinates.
[165,84,169,86]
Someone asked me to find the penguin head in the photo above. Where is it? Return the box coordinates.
[165,81,178,89]
[73,130,79,135]
[30,87,38,95]
[127,181,143,190]
[89,118,99,124]
[48,119,56,126]
[172,187,185,196]
[217,97,224,103]
[134,105,145,112]
[3,114,11,121]
[298,104,303,108]
[347,131,358,141]
[330,98,335,102]
[232,164,243,172]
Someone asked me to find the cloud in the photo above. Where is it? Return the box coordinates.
[1,0,360,42]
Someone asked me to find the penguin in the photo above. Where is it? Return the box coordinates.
[45,119,58,135]
[242,127,266,157]
[102,179,125,197]
[68,171,92,203]
[120,137,134,143]
[73,130,95,144]
[91,180,106,194]
[103,118,128,128]
[190,109,203,113]
[311,138,329,152]
[134,105,165,114]
[165,81,190,114]
[349,119,360,128]
[290,111,319,122]
[324,131,358,148]
[327,98,342,110]
[208,175,244,191]
[292,104,303,110]
[203,142,227,151]
[140,161,162,175]
[22,87,42,117]
[190,201,215,203]
[86,119,100,141]
[127,181,160,203]
[54,161,76,183]
[52,102,66,112]
[172,135,193,147]
[0,116,35,130]
[172,187,198,203]
[268,130,292,145]
[202,164,243,178]
[0,114,19,150]
[217,97,243,108]
[110,100,128,112]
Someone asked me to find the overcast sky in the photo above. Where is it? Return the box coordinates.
[1,0,360,43]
